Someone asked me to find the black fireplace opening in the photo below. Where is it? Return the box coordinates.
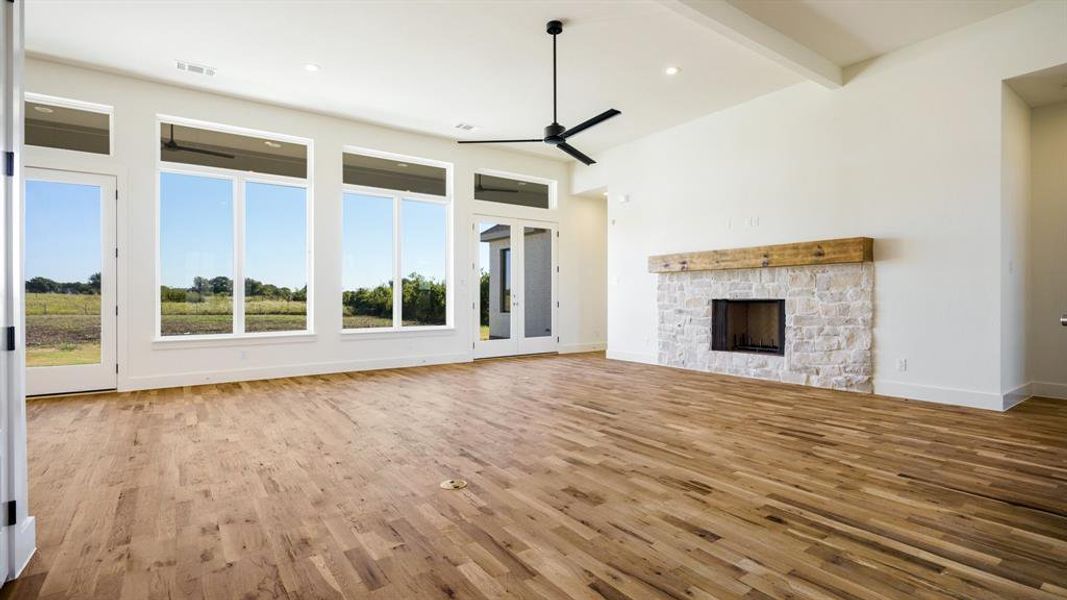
[712,299,785,356]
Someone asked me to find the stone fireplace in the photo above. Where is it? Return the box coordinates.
[651,239,874,392]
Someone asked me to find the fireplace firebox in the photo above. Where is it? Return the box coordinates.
[712,299,785,356]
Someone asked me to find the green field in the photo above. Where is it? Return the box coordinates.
[25,292,442,366]
[25,293,313,365]
[26,293,102,366]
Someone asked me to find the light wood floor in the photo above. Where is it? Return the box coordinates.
[5,353,1067,600]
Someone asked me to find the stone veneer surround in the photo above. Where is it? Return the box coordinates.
[657,263,874,391]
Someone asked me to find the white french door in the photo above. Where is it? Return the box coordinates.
[23,168,117,395]
[473,216,558,358]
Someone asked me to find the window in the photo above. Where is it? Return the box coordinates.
[159,120,310,338]
[159,173,234,336]
[474,173,551,209]
[344,152,446,195]
[341,193,394,329]
[401,199,447,326]
[500,248,511,313]
[25,96,111,154]
[160,122,307,178]
[245,182,308,332]
[342,151,450,331]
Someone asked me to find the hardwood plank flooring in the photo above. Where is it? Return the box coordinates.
[4,353,1067,599]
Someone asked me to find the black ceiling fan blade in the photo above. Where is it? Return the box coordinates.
[557,142,595,166]
[174,145,237,159]
[561,109,621,140]
[458,139,543,144]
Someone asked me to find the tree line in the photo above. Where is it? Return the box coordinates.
[26,273,101,295]
[343,273,446,324]
[160,276,307,303]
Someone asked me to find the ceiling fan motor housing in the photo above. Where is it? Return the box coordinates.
[544,123,566,145]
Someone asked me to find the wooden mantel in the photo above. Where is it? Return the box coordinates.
[648,237,873,273]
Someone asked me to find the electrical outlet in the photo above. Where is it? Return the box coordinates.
[896,358,907,372]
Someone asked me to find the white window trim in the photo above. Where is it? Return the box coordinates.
[24,91,115,156]
[154,116,314,342]
[341,178,454,335]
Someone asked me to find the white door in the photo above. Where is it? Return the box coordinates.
[473,217,558,358]
[24,169,117,395]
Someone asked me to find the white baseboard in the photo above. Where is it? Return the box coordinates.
[1032,381,1067,400]
[122,352,473,392]
[1002,383,1032,410]
[558,342,606,354]
[605,350,658,365]
[7,515,35,581]
[874,379,1007,411]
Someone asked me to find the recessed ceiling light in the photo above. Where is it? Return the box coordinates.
[304,63,321,72]
[264,140,282,148]
[396,162,409,168]
[32,105,54,114]
[664,66,681,76]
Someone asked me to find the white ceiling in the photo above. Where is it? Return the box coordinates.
[25,0,801,159]
[25,0,1033,161]
[728,0,1029,67]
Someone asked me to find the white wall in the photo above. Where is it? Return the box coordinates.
[591,1,1066,410]
[1001,84,1031,407]
[23,58,607,391]
[1030,100,1067,399]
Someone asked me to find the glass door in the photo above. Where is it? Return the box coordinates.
[474,217,557,358]
[24,168,117,395]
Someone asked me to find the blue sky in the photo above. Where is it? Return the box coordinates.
[342,193,446,290]
[25,180,101,283]
[159,173,308,289]
[29,173,447,293]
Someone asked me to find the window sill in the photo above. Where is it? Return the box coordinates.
[339,326,454,340]
[152,331,317,349]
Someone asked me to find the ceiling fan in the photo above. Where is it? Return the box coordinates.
[162,123,236,159]
[458,20,621,166]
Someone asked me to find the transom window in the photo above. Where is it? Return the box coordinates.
[158,119,311,338]
[474,172,552,209]
[25,94,111,155]
[342,150,451,331]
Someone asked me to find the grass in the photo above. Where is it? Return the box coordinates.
[24,293,442,359]
[27,343,100,367]
[25,295,102,367]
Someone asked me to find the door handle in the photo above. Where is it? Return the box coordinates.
[1061,313,1067,327]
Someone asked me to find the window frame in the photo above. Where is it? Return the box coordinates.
[24,92,114,156]
[340,146,453,335]
[154,115,313,343]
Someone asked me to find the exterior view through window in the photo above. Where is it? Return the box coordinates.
[342,151,450,330]
[24,180,102,365]
[159,121,309,337]
[478,223,511,341]
[342,193,394,329]
[159,173,235,335]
